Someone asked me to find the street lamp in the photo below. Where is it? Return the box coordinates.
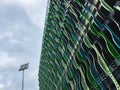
[19,63,29,90]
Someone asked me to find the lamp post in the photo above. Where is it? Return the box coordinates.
[19,63,29,90]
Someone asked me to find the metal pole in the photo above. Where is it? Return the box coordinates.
[19,63,29,90]
[22,70,24,90]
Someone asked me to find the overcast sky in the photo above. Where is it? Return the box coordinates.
[0,0,47,90]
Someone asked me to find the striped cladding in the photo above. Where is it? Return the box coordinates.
[39,0,120,90]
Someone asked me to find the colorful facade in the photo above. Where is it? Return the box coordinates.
[39,0,120,90]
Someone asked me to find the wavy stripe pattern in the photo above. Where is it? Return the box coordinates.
[39,0,120,90]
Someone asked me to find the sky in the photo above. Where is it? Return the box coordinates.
[0,0,47,90]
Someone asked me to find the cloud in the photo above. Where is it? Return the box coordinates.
[0,84,5,89]
[0,74,17,90]
[0,0,48,27]
[0,0,38,5]
[0,0,48,90]
[0,52,21,70]
[0,32,13,40]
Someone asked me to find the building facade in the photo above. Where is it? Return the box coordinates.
[39,0,120,90]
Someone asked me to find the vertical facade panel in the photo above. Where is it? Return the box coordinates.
[39,0,120,90]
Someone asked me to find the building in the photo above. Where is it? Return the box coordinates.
[39,0,120,90]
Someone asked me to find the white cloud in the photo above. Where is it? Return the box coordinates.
[0,76,2,80]
[0,0,37,6]
[0,32,13,40]
[24,0,48,28]
[0,32,21,44]
[0,0,48,90]
[9,39,21,44]
[0,84,5,89]
[6,76,15,88]
[0,0,48,27]
[0,75,16,90]
[0,52,21,69]
[0,32,25,45]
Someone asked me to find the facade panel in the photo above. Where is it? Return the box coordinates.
[39,0,120,90]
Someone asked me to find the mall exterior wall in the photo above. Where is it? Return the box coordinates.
[39,0,120,90]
